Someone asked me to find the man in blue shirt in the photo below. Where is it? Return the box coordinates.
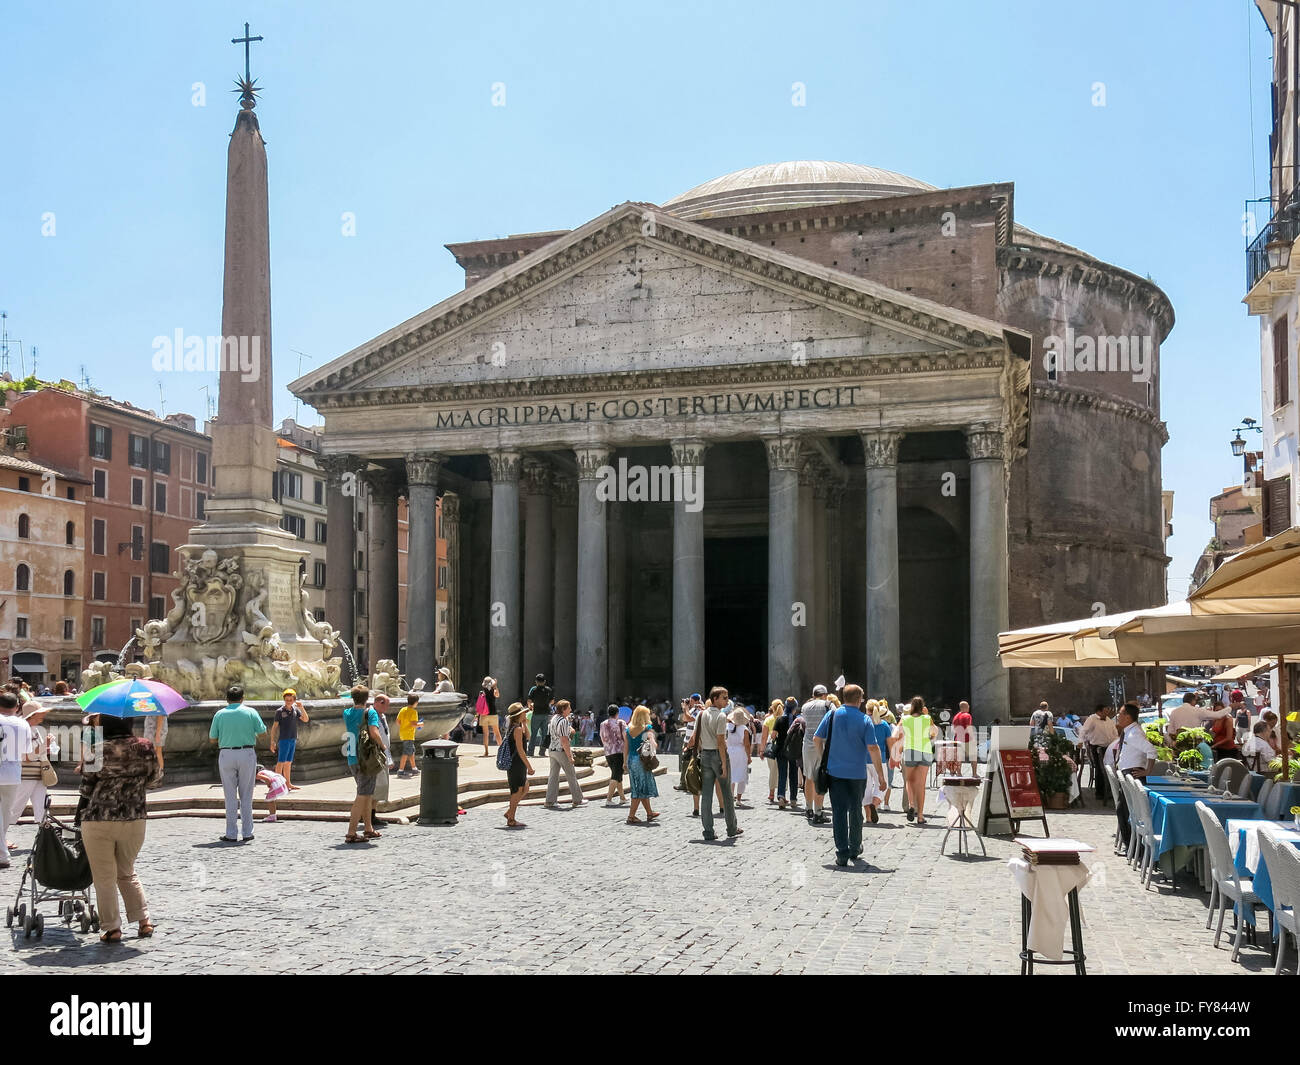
[813,684,887,867]
[343,685,385,844]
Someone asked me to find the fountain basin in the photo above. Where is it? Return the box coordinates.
[38,691,467,785]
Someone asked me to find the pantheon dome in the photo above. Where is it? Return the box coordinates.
[663,160,937,220]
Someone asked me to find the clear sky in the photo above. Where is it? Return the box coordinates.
[0,0,1275,594]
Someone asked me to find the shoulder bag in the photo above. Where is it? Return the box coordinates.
[815,710,835,796]
[639,728,660,772]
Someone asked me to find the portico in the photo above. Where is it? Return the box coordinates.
[291,201,1029,719]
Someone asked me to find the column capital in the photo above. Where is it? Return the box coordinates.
[573,446,612,481]
[552,473,578,507]
[762,434,801,471]
[404,451,443,486]
[859,430,902,470]
[520,457,552,495]
[965,423,1005,461]
[799,453,826,489]
[488,450,522,483]
[440,491,461,522]
[361,466,403,502]
[670,438,708,468]
[320,452,367,486]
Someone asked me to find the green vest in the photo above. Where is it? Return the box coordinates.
[901,713,932,753]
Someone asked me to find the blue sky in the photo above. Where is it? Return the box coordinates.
[0,0,1275,592]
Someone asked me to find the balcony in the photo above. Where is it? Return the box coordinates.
[1245,190,1300,312]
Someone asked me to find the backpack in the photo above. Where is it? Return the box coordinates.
[786,719,805,755]
[475,690,489,716]
[639,728,659,772]
[496,731,513,770]
[356,710,386,776]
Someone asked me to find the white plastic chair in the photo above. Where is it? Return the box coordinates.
[1130,781,1165,889]
[1237,772,1256,799]
[1104,765,1124,850]
[1214,759,1248,795]
[1259,778,1276,816]
[1120,774,1143,867]
[1196,800,1263,963]
[1259,833,1300,975]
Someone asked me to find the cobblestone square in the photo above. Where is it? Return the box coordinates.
[0,774,1273,976]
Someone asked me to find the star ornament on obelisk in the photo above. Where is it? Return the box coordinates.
[231,21,264,117]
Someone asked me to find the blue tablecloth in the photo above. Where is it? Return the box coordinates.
[1265,781,1300,818]
[1148,794,1262,859]
[1187,770,1210,782]
[1147,776,1209,788]
[1231,821,1300,926]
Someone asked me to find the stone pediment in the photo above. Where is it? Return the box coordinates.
[291,203,1023,408]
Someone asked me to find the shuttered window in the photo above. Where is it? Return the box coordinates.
[1267,475,1293,536]
[1275,314,1291,409]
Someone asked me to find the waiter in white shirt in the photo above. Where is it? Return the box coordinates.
[1164,692,1231,745]
[1111,703,1156,852]
[1079,704,1119,804]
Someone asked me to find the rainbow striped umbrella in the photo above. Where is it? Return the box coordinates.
[75,679,188,718]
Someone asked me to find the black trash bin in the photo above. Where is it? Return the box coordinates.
[417,739,460,826]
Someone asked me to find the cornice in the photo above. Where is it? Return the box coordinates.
[998,244,1174,338]
[1032,383,1169,445]
[308,347,1010,411]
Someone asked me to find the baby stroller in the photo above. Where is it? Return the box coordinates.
[6,798,97,939]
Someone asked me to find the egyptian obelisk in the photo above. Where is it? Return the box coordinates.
[208,29,280,529]
[148,26,342,702]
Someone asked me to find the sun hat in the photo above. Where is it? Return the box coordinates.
[812,684,828,696]
[437,667,451,679]
[730,706,750,727]
[21,701,46,720]
[508,702,528,720]
[282,688,297,697]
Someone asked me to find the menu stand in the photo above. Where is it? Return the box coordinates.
[1013,838,1094,976]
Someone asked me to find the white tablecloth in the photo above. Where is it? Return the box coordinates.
[1009,857,1091,962]
[1225,819,1300,873]
[940,783,980,828]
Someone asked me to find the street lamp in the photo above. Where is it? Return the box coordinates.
[1267,233,1293,273]
[1230,417,1263,459]
[1231,431,1247,457]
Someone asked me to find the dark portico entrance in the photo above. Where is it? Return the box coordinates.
[704,535,767,703]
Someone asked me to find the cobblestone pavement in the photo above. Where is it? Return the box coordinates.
[0,773,1274,975]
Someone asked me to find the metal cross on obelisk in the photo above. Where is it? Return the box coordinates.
[231,21,263,81]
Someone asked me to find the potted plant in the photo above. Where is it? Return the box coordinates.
[1170,727,1211,772]
[1030,729,1077,808]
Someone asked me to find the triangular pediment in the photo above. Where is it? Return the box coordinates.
[292,203,1020,405]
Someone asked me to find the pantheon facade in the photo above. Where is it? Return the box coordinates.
[292,162,1173,722]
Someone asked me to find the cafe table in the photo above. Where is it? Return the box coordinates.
[1227,818,1300,926]
[1148,792,1262,884]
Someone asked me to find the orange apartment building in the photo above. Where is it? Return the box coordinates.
[0,383,212,668]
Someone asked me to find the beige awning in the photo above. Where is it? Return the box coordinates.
[1213,659,1276,682]
[1191,526,1300,615]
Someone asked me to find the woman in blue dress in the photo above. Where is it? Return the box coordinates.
[626,705,661,826]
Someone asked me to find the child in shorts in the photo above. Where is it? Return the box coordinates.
[396,693,422,776]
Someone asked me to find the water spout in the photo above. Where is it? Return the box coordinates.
[336,638,361,687]
[114,634,138,672]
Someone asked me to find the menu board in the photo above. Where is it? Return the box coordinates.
[999,749,1044,818]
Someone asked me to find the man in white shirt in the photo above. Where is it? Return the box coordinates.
[1112,703,1156,852]
[0,692,34,869]
[690,686,740,841]
[1029,702,1052,732]
[1078,704,1119,804]
[1165,692,1231,744]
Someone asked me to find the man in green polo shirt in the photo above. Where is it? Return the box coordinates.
[209,684,267,843]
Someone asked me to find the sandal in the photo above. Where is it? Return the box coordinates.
[344,834,364,844]
[99,929,122,944]
[363,830,382,839]
[625,817,644,825]
[646,811,661,820]
[138,922,155,938]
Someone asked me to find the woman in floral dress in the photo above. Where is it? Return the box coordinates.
[625,705,661,826]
